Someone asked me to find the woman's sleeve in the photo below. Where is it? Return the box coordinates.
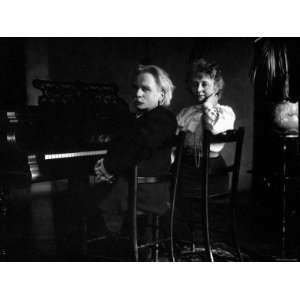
[205,105,236,154]
[206,105,236,135]
[103,110,177,176]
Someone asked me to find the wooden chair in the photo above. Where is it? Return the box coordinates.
[80,131,185,261]
[129,131,185,262]
[173,127,245,262]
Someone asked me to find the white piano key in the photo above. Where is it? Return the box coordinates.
[44,149,107,160]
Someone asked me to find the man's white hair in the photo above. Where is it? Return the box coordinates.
[136,64,175,106]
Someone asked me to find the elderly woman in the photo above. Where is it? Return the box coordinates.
[177,58,235,201]
[93,64,177,233]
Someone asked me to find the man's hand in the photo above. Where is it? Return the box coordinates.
[94,158,114,183]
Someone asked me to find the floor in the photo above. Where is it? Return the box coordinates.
[2,187,300,262]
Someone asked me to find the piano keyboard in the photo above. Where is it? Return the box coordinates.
[44,149,107,160]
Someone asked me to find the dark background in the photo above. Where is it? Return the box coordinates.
[2,37,300,261]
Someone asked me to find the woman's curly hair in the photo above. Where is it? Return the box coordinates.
[186,58,225,96]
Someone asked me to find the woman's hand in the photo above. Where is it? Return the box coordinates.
[203,105,219,130]
[202,93,219,110]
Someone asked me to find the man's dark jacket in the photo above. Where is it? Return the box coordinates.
[101,106,177,215]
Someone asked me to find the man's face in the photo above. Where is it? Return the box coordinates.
[133,72,163,112]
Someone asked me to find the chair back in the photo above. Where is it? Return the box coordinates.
[202,127,245,201]
[129,131,186,261]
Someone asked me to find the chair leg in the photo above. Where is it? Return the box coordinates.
[131,168,139,262]
[170,218,175,262]
[202,195,214,262]
[170,202,176,262]
[188,200,196,252]
[230,197,243,261]
[132,211,139,262]
[188,223,196,252]
[153,215,160,262]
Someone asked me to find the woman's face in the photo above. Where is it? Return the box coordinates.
[191,73,219,105]
[132,72,163,112]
